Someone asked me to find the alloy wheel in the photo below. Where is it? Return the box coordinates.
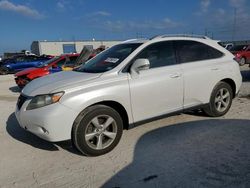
[214,88,230,112]
[84,115,118,150]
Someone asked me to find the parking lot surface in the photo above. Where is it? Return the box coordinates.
[0,66,250,188]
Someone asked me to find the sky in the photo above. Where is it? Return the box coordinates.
[0,0,250,54]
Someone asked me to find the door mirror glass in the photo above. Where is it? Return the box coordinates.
[131,58,150,74]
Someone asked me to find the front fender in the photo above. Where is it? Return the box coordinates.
[59,76,134,124]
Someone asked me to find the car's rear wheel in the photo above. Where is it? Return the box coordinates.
[72,105,123,156]
[239,57,246,66]
[203,82,233,117]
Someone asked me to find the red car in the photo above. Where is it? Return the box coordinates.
[15,54,79,88]
[230,45,250,66]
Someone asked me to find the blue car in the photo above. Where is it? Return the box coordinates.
[0,55,52,74]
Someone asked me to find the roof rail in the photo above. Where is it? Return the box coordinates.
[151,34,211,40]
[121,38,147,43]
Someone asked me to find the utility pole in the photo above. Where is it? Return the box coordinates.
[232,8,237,41]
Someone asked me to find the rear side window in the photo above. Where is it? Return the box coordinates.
[176,40,223,63]
[208,47,224,59]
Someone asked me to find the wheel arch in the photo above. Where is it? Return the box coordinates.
[95,101,129,129]
[72,100,130,131]
[220,78,236,98]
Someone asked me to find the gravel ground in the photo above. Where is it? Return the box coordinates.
[0,65,249,188]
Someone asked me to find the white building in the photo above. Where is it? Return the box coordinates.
[31,40,122,56]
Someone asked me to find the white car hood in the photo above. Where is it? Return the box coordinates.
[22,71,101,96]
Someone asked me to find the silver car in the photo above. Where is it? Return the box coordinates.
[15,35,242,156]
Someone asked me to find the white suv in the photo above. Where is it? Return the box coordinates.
[15,35,242,156]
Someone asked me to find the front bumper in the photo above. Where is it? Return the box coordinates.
[15,96,78,142]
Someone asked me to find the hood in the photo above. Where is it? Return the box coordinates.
[15,67,40,77]
[22,71,101,96]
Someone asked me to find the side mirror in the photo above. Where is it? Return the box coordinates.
[130,58,150,75]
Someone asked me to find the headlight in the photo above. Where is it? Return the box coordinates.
[26,92,64,110]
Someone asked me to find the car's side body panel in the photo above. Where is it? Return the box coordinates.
[180,58,240,108]
[128,65,183,122]
[15,37,242,142]
[58,73,134,125]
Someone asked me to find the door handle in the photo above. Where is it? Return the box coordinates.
[170,73,181,78]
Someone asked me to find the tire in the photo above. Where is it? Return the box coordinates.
[72,105,123,156]
[203,82,233,117]
[0,67,9,75]
[239,57,246,66]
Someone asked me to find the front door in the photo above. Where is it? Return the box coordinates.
[128,41,183,122]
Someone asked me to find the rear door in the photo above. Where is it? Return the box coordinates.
[128,41,183,122]
[175,40,225,108]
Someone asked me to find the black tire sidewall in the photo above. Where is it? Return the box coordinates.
[73,105,123,156]
[0,67,9,75]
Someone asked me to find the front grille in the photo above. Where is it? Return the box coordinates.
[17,94,28,110]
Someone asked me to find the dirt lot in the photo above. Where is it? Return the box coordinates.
[0,66,250,188]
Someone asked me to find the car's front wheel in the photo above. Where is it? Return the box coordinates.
[72,105,123,156]
[203,82,233,117]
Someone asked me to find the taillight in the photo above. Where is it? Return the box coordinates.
[235,53,241,58]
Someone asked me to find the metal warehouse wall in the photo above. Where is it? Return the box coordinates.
[31,41,122,56]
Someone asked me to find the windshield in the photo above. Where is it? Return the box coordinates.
[230,45,247,51]
[36,56,60,68]
[75,43,142,73]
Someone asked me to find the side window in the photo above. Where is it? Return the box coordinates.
[176,41,210,63]
[135,41,176,69]
[208,47,224,59]
[56,58,66,67]
[69,56,78,63]
[176,40,224,63]
[27,56,37,61]
[65,56,78,67]
[16,57,25,62]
